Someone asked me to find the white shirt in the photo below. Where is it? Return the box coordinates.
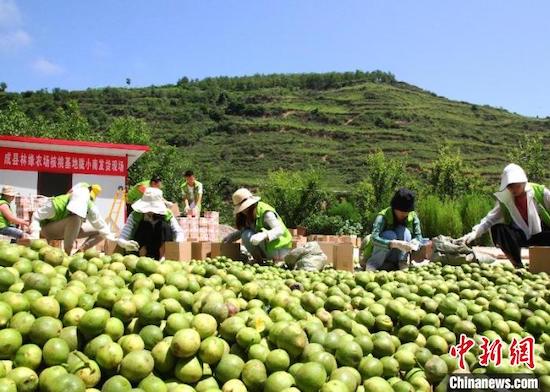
[474,184,550,240]
[30,197,113,239]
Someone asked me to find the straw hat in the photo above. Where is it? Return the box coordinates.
[1,186,17,197]
[232,188,260,215]
[132,187,168,215]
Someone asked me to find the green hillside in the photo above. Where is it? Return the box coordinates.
[2,71,549,187]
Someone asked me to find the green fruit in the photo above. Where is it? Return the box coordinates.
[193,313,218,339]
[394,349,416,371]
[199,337,226,365]
[56,374,86,392]
[0,378,17,392]
[101,375,132,392]
[96,342,124,370]
[380,356,400,378]
[174,357,203,384]
[38,365,67,392]
[330,367,360,392]
[424,356,449,384]
[0,329,22,359]
[171,329,201,358]
[120,350,155,383]
[6,367,38,392]
[295,362,327,392]
[42,337,70,365]
[236,327,261,349]
[242,359,268,391]
[359,356,383,379]
[363,376,393,391]
[14,344,42,369]
[264,371,295,392]
[335,341,363,367]
[215,354,245,384]
[426,335,448,356]
[266,349,291,372]
[139,325,164,350]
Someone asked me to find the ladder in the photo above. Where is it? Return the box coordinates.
[105,186,125,234]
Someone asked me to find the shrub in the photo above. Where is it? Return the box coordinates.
[260,169,328,228]
[302,214,345,235]
[327,201,361,222]
[417,195,463,238]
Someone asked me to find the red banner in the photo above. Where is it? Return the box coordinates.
[0,147,127,176]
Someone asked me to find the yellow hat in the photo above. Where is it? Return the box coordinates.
[90,184,102,200]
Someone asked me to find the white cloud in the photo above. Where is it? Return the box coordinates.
[0,0,31,52]
[31,58,64,75]
[0,0,21,28]
[0,29,30,50]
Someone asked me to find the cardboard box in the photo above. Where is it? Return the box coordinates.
[170,203,180,217]
[103,239,120,255]
[221,243,241,260]
[412,240,434,262]
[289,228,298,236]
[297,226,307,236]
[192,241,212,260]
[16,238,31,246]
[165,241,192,262]
[339,235,357,244]
[317,242,335,265]
[529,247,550,273]
[292,237,307,249]
[334,243,354,271]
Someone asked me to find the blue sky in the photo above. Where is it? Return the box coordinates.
[1,0,549,117]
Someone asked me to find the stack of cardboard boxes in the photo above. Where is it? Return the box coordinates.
[176,211,220,242]
[288,229,360,272]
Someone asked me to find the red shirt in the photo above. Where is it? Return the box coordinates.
[514,193,529,224]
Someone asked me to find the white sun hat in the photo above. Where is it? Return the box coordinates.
[232,188,261,215]
[67,187,91,218]
[500,163,528,191]
[132,187,169,215]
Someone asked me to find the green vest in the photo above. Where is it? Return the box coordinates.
[41,194,93,226]
[500,183,550,228]
[181,181,203,206]
[363,207,418,260]
[255,202,292,254]
[0,199,12,229]
[130,211,173,239]
[127,180,149,204]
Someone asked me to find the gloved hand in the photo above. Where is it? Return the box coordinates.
[105,233,118,242]
[391,240,415,253]
[250,232,269,246]
[164,200,174,209]
[459,231,478,245]
[117,239,140,252]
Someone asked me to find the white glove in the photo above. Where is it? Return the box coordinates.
[105,233,117,242]
[250,232,269,246]
[459,231,478,245]
[409,239,421,252]
[164,200,174,208]
[117,239,140,252]
[391,240,415,253]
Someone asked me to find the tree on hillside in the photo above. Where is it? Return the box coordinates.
[508,133,547,182]
[126,78,131,87]
[0,82,7,92]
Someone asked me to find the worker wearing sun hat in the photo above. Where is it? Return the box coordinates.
[118,187,184,260]
[461,163,550,268]
[29,183,116,255]
[223,188,292,263]
[0,185,29,241]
